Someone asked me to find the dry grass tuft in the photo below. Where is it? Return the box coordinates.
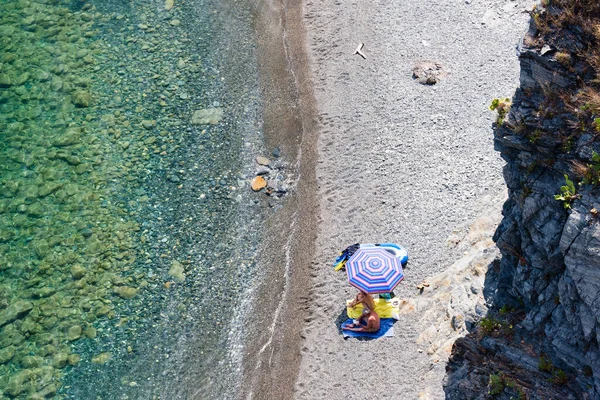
[529,0,600,144]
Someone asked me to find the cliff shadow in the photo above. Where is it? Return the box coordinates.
[443,256,590,400]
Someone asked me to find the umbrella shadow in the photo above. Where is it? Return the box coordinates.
[334,308,348,336]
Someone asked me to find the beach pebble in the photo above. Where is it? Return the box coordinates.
[251,176,267,191]
[255,166,270,176]
[141,119,156,129]
[255,156,270,166]
[165,0,174,10]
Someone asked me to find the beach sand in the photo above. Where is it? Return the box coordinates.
[292,0,532,399]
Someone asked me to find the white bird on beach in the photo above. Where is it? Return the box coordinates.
[354,42,367,59]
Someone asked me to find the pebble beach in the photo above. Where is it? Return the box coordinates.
[291,0,532,398]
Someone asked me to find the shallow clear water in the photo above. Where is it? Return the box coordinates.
[0,0,267,398]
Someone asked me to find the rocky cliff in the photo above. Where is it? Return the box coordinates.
[445,2,600,399]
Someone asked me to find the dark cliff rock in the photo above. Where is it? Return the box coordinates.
[445,4,600,399]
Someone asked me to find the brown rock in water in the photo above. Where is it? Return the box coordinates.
[251,176,267,191]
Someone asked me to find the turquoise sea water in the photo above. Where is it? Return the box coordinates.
[0,0,267,398]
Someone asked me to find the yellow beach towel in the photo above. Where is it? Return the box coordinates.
[346,297,400,320]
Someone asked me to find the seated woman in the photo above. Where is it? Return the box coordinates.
[342,308,380,332]
[348,290,375,313]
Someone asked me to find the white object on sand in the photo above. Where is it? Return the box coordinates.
[353,43,367,59]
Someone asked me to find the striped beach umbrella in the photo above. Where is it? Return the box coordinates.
[346,247,405,293]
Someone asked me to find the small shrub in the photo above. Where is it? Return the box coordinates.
[552,369,568,385]
[555,51,572,67]
[538,354,553,372]
[489,373,505,396]
[499,304,515,315]
[479,317,503,335]
[516,386,528,400]
[554,174,579,208]
[528,129,542,143]
[582,151,600,185]
[490,98,512,125]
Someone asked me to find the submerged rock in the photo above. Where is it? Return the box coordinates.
[53,352,69,368]
[169,260,185,283]
[0,74,13,87]
[141,119,156,129]
[91,352,111,364]
[191,108,223,124]
[53,127,81,147]
[67,325,82,341]
[70,265,86,279]
[114,286,139,299]
[4,369,32,396]
[0,345,15,364]
[0,300,33,327]
[72,90,91,107]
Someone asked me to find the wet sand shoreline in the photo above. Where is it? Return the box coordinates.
[239,0,319,398]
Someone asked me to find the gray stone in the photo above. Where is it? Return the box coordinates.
[255,166,270,176]
[412,61,447,85]
[479,19,600,399]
